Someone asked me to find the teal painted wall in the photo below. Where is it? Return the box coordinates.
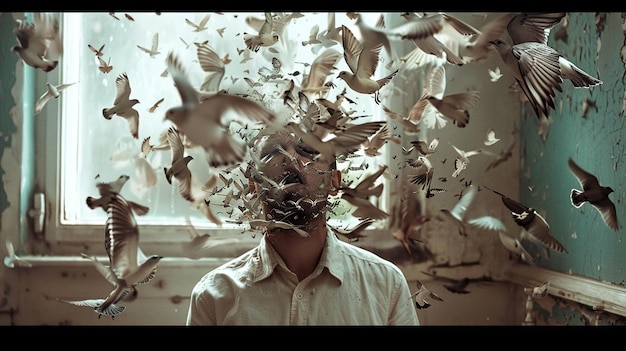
[520,13,626,284]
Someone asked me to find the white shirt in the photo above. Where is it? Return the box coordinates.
[186,229,420,325]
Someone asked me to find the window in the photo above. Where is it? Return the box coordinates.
[35,12,407,256]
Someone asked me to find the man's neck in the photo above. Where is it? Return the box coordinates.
[266,216,328,281]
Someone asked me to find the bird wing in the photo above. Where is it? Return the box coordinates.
[450,186,477,221]
[166,51,200,106]
[113,73,132,105]
[507,12,566,45]
[341,25,362,74]
[302,48,341,93]
[521,210,568,253]
[258,12,273,35]
[106,194,140,279]
[567,157,601,191]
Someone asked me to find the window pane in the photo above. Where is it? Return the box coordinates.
[55,12,392,239]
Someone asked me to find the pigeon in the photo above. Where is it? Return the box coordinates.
[339,165,389,220]
[97,56,113,74]
[87,43,105,56]
[196,43,226,92]
[102,72,140,139]
[410,137,439,156]
[136,32,160,57]
[411,279,444,309]
[484,185,568,253]
[300,48,342,101]
[95,193,163,318]
[243,12,279,52]
[484,128,500,146]
[329,218,374,242]
[337,25,398,104]
[491,38,602,121]
[438,185,506,236]
[86,174,149,216]
[352,12,399,65]
[406,155,434,191]
[3,240,32,268]
[147,97,165,113]
[185,14,210,32]
[163,127,194,202]
[12,12,62,72]
[567,157,618,231]
[164,51,276,168]
[34,82,75,114]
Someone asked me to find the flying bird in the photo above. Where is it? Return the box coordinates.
[567,157,618,231]
[339,165,389,220]
[196,43,226,92]
[422,271,492,294]
[411,279,444,309]
[243,12,279,52]
[35,82,75,114]
[406,156,434,191]
[300,48,342,101]
[438,185,506,236]
[147,97,165,113]
[136,32,161,57]
[491,38,602,121]
[498,231,535,265]
[329,218,375,242]
[185,14,210,32]
[164,126,194,202]
[85,193,162,318]
[86,174,149,216]
[337,25,398,104]
[102,72,140,139]
[12,12,62,72]
[164,51,276,168]
[87,43,105,56]
[97,56,113,74]
[484,185,568,253]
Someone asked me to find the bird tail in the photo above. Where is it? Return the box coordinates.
[562,59,603,87]
[570,189,585,208]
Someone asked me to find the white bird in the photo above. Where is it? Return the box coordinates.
[352,12,399,66]
[163,126,194,202]
[301,48,342,101]
[182,218,240,259]
[249,219,310,238]
[243,12,279,52]
[164,51,277,168]
[491,38,602,121]
[102,72,140,139]
[337,25,398,104]
[531,281,550,299]
[439,185,507,236]
[86,174,149,216]
[4,240,32,268]
[450,143,483,178]
[488,66,503,82]
[339,165,389,220]
[410,279,444,309]
[185,14,210,32]
[136,32,160,57]
[34,82,75,114]
[97,56,113,74]
[12,12,62,72]
[93,193,163,318]
[406,156,434,191]
[329,218,374,242]
[568,157,618,231]
[484,128,500,146]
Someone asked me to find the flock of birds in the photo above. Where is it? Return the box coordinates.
[8,12,621,319]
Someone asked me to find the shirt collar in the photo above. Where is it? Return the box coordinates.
[252,228,346,284]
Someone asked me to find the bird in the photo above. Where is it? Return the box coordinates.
[85,174,149,216]
[164,51,277,168]
[498,231,535,265]
[337,25,398,104]
[196,43,226,92]
[567,157,618,231]
[4,240,32,268]
[406,156,434,191]
[56,294,127,319]
[484,128,500,146]
[409,65,479,129]
[421,271,492,294]
[185,14,210,32]
[484,185,568,253]
[410,279,444,309]
[163,126,194,202]
[243,12,279,52]
[485,141,516,171]
[491,38,602,121]
[97,56,113,74]
[488,67,503,82]
[102,72,140,139]
[34,82,75,114]
[181,218,240,259]
[248,219,310,238]
[87,43,105,56]
[12,12,62,72]
[352,12,398,65]
[450,143,483,178]
[300,48,342,101]
[136,32,160,57]
[531,280,550,299]
[96,193,163,318]
[438,185,506,236]
[147,97,165,113]
[410,137,439,156]
[329,218,374,242]
[339,165,389,220]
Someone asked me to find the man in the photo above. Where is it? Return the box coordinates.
[186,128,419,325]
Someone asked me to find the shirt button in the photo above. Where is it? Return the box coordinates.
[296,293,303,299]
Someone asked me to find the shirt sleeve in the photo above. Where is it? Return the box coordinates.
[186,277,217,325]
[388,274,421,326]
